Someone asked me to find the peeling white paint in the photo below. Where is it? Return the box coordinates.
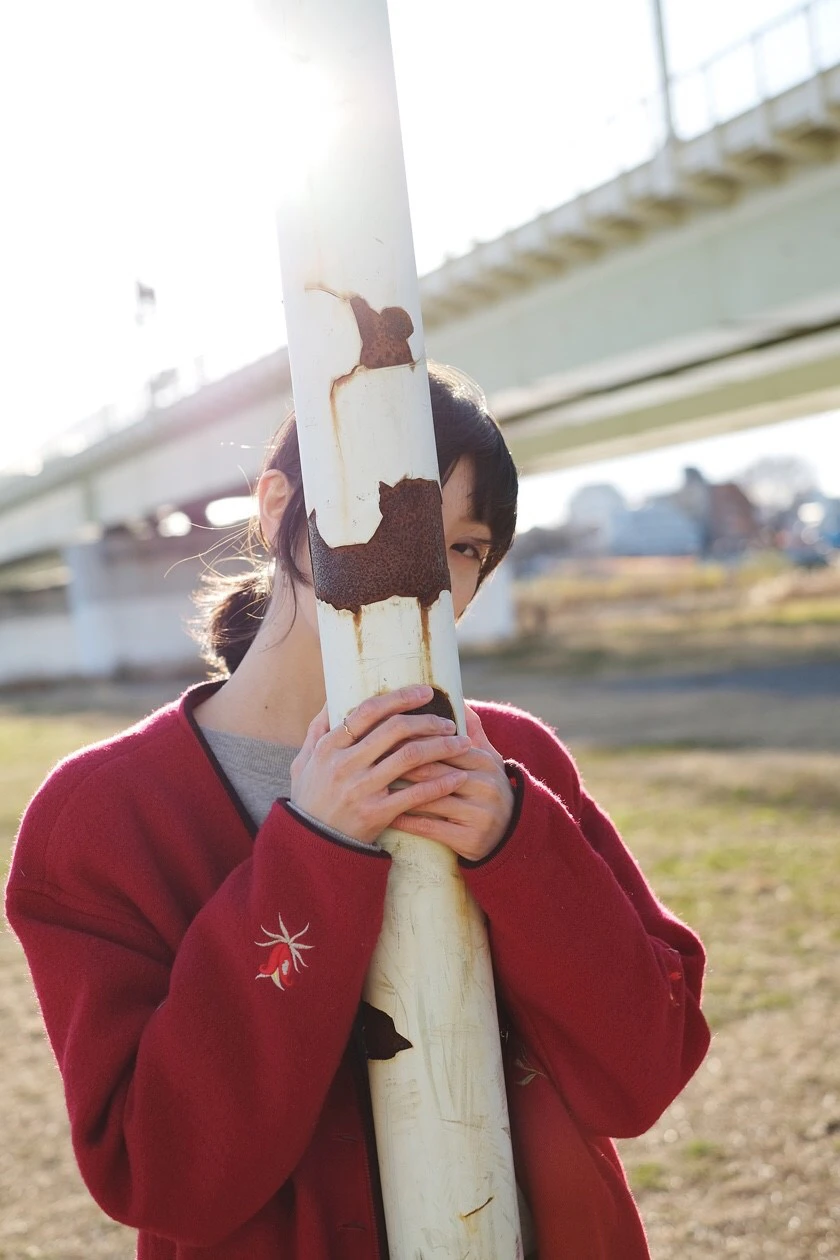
[267,0,521,1251]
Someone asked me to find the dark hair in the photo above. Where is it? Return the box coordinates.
[195,361,518,675]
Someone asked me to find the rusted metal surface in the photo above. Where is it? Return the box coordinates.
[308,477,450,614]
[406,684,456,726]
[462,1195,495,1221]
[349,296,415,368]
[360,1001,414,1060]
[310,288,416,434]
[307,286,416,371]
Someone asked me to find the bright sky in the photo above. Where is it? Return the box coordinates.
[1,0,837,521]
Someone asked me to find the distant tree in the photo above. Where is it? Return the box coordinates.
[735,455,819,513]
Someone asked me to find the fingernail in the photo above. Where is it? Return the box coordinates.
[411,684,433,697]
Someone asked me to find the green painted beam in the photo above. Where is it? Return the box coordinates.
[505,342,840,472]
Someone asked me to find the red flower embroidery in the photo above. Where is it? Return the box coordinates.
[255,914,312,990]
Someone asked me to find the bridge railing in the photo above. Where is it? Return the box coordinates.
[28,342,279,475]
[671,0,840,139]
[584,0,840,191]
[35,358,210,466]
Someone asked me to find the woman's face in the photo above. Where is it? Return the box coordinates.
[264,456,494,638]
[440,456,494,620]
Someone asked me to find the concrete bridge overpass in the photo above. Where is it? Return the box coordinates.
[3,23,840,683]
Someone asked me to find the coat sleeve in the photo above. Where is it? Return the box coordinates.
[460,705,710,1139]
[5,773,390,1248]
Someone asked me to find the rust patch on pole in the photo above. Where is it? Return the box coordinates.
[308,288,416,445]
[351,608,365,656]
[308,477,450,613]
[406,685,456,726]
[360,1001,414,1060]
[461,1195,494,1221]
[306,285,415,371]
[349,296,414,368]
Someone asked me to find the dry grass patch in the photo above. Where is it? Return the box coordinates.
[509,557,840,677]
[583,748,840,1259]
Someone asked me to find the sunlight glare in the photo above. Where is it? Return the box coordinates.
[157,511,193,538]
[248,18,345,205]
[205,497,257,527]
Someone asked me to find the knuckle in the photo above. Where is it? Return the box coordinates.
[398,742,420,768]
[421,785,443,805]
[356,699,376,726]
[390,716,413,740]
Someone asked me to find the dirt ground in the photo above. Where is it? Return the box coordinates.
[1,659,839,1258]
[462,657,840,753]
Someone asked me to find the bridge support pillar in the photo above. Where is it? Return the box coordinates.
[64,539,120,677]
[62,531,202,679]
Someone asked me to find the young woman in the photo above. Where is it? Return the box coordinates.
[6,364,710,1260]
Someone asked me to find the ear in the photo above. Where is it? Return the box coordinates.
[256,469,293,550]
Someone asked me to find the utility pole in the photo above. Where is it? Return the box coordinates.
[651,0,676,143]
[263,1,521,1255]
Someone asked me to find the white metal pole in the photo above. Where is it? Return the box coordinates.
[650,0,675,142]
[262,0,522,1254]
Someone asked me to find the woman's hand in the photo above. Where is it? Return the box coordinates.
[290,685,472,845]
[390,704,515,863]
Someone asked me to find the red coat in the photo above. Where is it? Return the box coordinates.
[5,684,709,1259]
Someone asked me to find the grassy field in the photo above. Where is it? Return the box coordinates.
[1,687,839,1258]
[509,555,840,677]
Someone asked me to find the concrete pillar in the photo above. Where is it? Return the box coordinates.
[63,532,204,679]
[0,583,76,686]
[64,539,120,677]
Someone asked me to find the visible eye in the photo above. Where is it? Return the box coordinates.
[451,542,489,563]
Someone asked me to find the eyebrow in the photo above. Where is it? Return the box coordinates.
[453,511,493,531]
[454,518,492,536]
